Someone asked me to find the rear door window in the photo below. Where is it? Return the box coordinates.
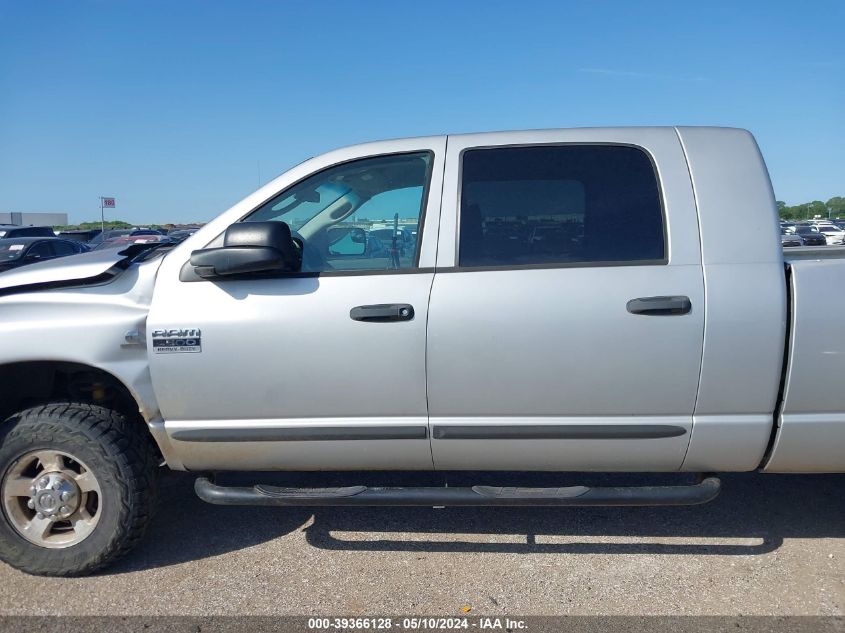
[27,241,55,259]
[458,145,665,267]
[52,240,79,256]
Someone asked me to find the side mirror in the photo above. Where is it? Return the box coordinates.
[327,227,366,256]
[190,221,301,279]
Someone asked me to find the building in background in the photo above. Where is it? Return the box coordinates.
[0,212,68,226]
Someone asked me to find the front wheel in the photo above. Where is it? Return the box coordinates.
[0,403,159,576]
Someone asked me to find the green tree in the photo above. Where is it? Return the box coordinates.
[827,196,845,217]
[807,200,828,218]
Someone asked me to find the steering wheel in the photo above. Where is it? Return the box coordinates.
[291,230,332,272]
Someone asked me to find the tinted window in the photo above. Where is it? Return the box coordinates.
[27,241,54,259]
[52,240,79,256]
[246,152,432,272]
[459,145,664,267]
[11,227,55,238]
[0,242,29,260]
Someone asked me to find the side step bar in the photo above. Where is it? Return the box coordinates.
[194,476,721,507]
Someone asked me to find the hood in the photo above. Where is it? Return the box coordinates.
[0,247,144,296]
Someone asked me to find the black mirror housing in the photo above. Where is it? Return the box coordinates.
[190,221,301,279]
[190,246,286,278]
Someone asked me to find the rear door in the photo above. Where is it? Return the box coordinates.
[427,128,704,471]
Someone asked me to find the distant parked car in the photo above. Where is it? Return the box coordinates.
[369,227,414,256]
[87,229,133,247]
[129,229,163,237]
[780,230,803,247]
[794,225,827,246]
[57,229,102,243]
[0,225,56,239]
[0,237,88,273]
[816,225,845,245]
[166,228,199,243]
[92,234,172,251]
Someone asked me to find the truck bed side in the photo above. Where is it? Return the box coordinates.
[765,256,845,471]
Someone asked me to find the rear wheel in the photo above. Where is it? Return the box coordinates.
[0,403,158,576]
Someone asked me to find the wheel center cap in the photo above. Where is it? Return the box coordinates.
[31,472,80,519]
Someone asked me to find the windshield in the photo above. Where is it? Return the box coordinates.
[797,226,818,233]
[0,242,27,260]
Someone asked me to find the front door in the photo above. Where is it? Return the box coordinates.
[427,129,705,471]
[148,138,445,471]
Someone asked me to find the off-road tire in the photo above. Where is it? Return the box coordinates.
[0,403,158,576]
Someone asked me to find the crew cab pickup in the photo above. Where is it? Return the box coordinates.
[0,127,842,576]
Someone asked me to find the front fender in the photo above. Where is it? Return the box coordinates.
[0,256,184,469]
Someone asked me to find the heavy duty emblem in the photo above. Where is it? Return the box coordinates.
[151,328,202,353]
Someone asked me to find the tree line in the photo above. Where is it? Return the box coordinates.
[53,220,195,232]
[778,196,845,220]
[52,198,845,230]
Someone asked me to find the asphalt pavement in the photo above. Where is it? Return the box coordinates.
[0,470,842,616]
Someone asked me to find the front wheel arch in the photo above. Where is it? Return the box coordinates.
[0,361,162,462]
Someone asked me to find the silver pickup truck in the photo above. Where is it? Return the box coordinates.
[0,127,842,576]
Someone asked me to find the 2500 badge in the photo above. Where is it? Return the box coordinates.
[152,328,202,353]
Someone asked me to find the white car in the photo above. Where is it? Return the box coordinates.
[816,224,845,245]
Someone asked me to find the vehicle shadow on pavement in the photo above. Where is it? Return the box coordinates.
[299,472,844,557]
[110,471,845,573]
[108,471,313,575]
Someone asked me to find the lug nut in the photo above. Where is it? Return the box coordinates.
[52,481,62,490]
[29,485,36,495]
[48,515,57,522]
[27,499,35,509]
[36,512,44,519]
[38,477,49,488]
[59,506,70,515]
[60,491,71,502]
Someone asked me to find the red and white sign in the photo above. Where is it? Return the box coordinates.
[102,197,116,208]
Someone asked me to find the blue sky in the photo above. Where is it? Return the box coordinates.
[0,0,842,225]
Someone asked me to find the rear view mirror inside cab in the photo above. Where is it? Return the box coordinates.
[296,190,321,203]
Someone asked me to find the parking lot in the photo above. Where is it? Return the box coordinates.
[0,470,841,616]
